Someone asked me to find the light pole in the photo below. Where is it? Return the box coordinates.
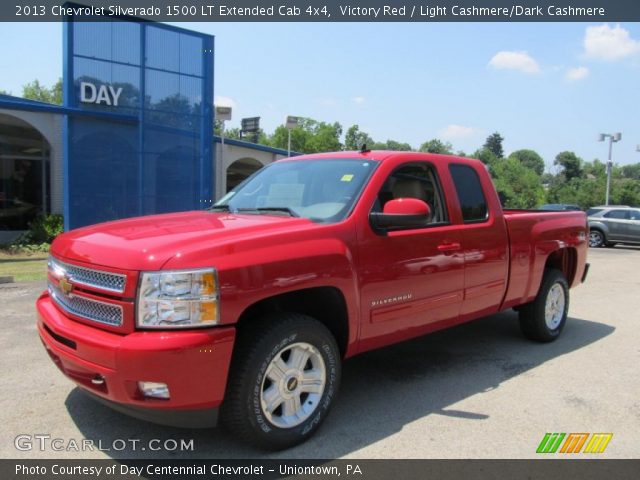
[285,116,300,157]
[598,132,621,206]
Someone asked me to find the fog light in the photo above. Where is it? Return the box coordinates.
[138,381,170,399]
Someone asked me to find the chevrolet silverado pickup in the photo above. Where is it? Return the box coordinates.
[37,150,589,449]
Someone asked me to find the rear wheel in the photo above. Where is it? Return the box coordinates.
[519,269,569,343]
[221,313,341,450]
[588,230,604,248]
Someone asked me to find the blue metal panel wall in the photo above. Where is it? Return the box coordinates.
[64,19,214,230]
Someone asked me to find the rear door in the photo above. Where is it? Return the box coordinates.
[448,164,509,320]
[627,209,640,242]
[602,209,630,241]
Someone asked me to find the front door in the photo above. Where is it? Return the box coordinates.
[357,161,464,351]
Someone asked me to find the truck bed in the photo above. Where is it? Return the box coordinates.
[501,209,588,309]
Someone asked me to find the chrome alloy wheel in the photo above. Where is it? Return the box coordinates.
[589,231,603,247]
[260,342,326,429]
[544,283,566,330]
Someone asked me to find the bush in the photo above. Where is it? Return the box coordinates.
[21,214,64,244]
[1,214,64,254]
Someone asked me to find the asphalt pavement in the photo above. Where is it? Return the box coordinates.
[1,246,638,459]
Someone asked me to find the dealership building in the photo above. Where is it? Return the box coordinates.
[0,18,289,237]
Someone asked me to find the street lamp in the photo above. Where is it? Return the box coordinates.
[598,132,621,206]
[285,116,300,157]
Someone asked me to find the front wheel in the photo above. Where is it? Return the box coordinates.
[221,313,341,450]
[519,269,569,342]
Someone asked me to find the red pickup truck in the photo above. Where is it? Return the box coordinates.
[37,151,589,449]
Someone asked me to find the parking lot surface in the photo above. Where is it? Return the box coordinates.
[1,246,638,459]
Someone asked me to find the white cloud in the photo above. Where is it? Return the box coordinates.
[352,96,365,105]
[584,24,640,61]
[565,66,589,82]
[438,124,478,140]
[488,51,540,74]
[214,96,236,108]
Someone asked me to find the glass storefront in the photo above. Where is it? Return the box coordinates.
[0,114,50,230]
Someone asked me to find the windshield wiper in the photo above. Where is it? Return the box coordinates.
[236,207,299,217]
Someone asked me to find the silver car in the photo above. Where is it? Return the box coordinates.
[588,206,640,247]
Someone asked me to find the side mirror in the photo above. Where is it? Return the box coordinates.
[369,198,431,231]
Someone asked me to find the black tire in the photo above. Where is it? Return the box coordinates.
[221,313,341,450]
[519,269,569,343]
[604,242,617,248]
[588,229,605,248]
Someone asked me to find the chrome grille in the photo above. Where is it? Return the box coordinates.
[48,256,126,293]
[49,283,124,327]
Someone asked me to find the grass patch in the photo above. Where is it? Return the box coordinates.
[0,250,48,282]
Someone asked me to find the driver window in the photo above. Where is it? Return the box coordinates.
[374,163,447,224]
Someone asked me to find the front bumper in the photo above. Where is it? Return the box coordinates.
[37,292,236,428]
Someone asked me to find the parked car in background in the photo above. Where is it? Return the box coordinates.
[539,204,582,211]
[588,206,640,247]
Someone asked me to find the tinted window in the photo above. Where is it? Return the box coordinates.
[628,210,640,221]
[586,208,603,216]
[603,210,629,220]
[449,164,488,222]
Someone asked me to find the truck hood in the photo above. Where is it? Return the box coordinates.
[51,211,316,271]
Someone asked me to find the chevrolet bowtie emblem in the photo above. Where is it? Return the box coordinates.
[59,276,73,295]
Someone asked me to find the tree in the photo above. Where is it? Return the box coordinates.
[473,147,499,165]
[554,151,583,181]
[621,163,640,180]
[490,157,545,208]
[483,132,504,158]
[371,139,412,151]
[268,118,342,153]
[0,89,10,95]
[509,149,545,176]
[344,125,373,150]
[22,78,62,104]
[419,139,453,154]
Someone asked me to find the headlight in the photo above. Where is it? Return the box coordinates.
[136,268,219,329]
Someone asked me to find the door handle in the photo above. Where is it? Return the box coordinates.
[438,241,461,252]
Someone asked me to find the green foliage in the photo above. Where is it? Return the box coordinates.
[473,147,499,165]
[509,149,545,176]
[621,163,640,180]
[20,214,64,244]
[490,157,545,208]
[483,132,504,158]
[344,125,374,150]
[371,139,412,151]
[419,139,453,154]
[268,118,343,153]
[554,151,583,181]
[22,78,63,104]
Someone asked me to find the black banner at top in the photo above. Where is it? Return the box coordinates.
[4,0,640,22]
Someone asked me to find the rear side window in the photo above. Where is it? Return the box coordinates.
[586,208,603,216]
[449,164,488,222]
[603,209,629,220]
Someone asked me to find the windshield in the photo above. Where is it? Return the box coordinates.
[215,158,378,223]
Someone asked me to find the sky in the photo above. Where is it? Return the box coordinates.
[1,21,639,170]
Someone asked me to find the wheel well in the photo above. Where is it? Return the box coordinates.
[235,287,349,357]
[544,248,578,285]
